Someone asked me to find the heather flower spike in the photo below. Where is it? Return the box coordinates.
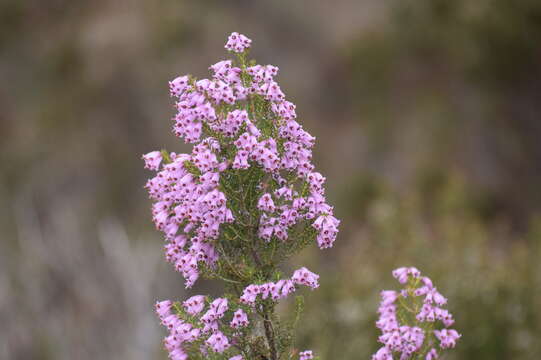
[373,268,461,360]
[144,32,338,360]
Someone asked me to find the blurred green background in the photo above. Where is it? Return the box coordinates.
[1,1,540,359]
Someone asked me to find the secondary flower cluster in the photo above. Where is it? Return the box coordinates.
[240,267,319,305]
[154,266,319,359]
[144,32,335,360]
[156,296,250,359]
[145,144,231,288]
[372,267,460,360]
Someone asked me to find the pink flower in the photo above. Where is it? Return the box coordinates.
[142,151,163,171]
[380,290,398,306]
[426,348,438,360]
[372,347,393,360]
[183,295,205,315]
[299,350,314,360]
[169,347,188,360]
[169,75,189,97]
[434,329,461,349]
[210,297,228,317]
[258,193,276,212]
[240,284,261,305]
[292,267,319,289]
[155,300,172,320]
[313,213,340,249]
[225,32,252,53]
[392,267,420,284]
[230,309,249,328]
[281,280,296,298]
[206,331,230,353]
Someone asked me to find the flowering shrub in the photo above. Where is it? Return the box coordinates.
[143,32,339,360]
[373,267,460,360]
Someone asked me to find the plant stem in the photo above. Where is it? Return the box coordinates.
[263,308,278,360]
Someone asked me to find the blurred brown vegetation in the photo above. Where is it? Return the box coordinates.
[1,1,540,359]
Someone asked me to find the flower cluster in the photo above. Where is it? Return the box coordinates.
[239,267,318,305]
[373,267,460,360]
[143,32,339,290]
[225,32,252,53]
[156,296,251,360]
[144,32,336,360]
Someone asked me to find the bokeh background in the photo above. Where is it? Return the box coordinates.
[2,1,541,359]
